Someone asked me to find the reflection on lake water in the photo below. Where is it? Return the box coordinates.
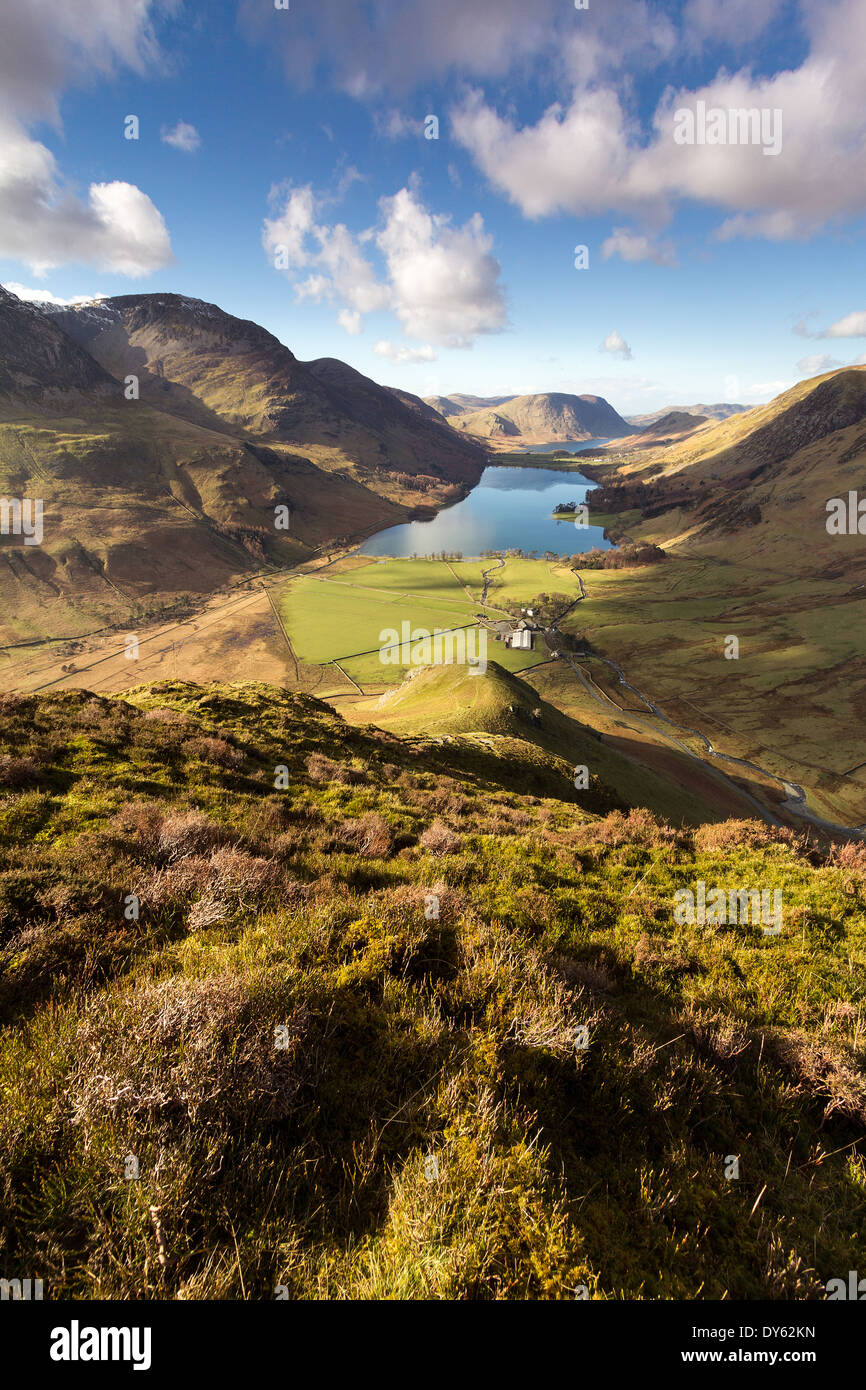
[359,465,613,558]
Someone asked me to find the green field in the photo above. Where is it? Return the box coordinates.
[275,557,572,688]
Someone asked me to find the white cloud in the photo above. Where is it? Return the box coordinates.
[796,353,842,376]
[449,0,866,242]
[373,340,437,363]
[262,183,506,348]
[0,126,173,276]
[2,282,106,305]
[602,227,676,265]
[600,330,633,361]
[0,1,173,276]
[161,120,201,153]
[683,0,785,46]
[744,380,791,400]
[809,310,866,339]
[374,110,424,139]
[240,0,567,97]
[376,188,507,347]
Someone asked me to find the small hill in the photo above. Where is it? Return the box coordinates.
[626,403,751,426]
[346,661,737,825]
[612,411,709,449]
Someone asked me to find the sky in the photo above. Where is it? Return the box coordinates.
[1,0,866,415]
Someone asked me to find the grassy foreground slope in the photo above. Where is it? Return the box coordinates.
[0,680,864,1300]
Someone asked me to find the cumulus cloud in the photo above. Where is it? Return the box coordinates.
[376,188,507,346]
[2,282,106,305]
[796,353,842,376]
[805,310,866,339]
[240,0,566,97]
[262,183,506,348]
[600,330,633,361]
[449,0,866,241]
[602,227,676,265]
[161,120,201,153]
[0,0,173,276]
[745,380,791,400]
[373,340,437,363]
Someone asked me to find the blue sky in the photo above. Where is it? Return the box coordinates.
[2,0,866,414]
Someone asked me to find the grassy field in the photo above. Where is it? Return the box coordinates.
[275,557,566,689]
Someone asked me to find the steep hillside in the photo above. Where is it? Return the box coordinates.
[0,679,863,1300]
[43,295,486,489]
[345,661,741,825]
[562,368,866,829]
[613,411,709,448]
[0,286,116,405]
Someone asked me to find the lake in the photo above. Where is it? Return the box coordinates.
[512,437,610,454]
[359,465,613,558]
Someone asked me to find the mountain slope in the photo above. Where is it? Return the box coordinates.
[43,294,486,489]
[0,289,483,648]
[566,368,866,828]
[0,677,863,1300]
[449,392,631,447]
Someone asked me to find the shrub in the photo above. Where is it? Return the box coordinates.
[186,736,245,769]
[420,820,461,855]
[158,811,224,863]
[336,812,394,859]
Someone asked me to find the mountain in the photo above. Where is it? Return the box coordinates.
[436,391,631,447]
[0,288,485,648]
[41,294,485,488]
[611,411,709,449]
[424,393,514,416]
[589,367,866,571]
[384,384,448,423]
[0,285,117,404]
[626,402,750,426]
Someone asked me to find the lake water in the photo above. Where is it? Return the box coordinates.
[513,437,610,454]
[359,465,613,558]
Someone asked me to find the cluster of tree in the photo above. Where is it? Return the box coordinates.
[388,470,442,493]
[552,501,580,515]
[513,592,575,623]
[211,520,268,563]
[411,550,464,561]
[574,543,666,570]
[589,478,697,519]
